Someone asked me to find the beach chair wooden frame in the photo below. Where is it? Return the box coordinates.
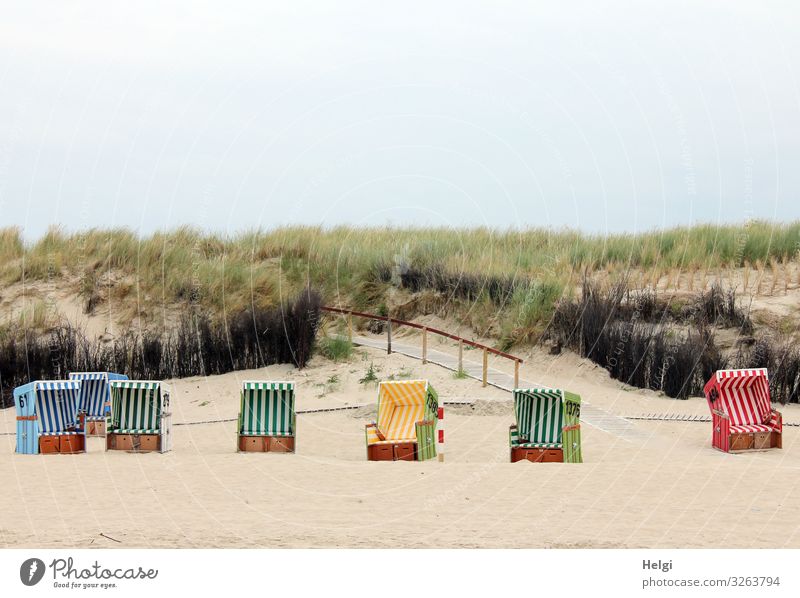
[13,380,86,455]
[237,381,296,453]
[509,387,582,463]
[69,372,128,436]
[106,381,172,453]
[704,368,782,453]
[365,380,439,462]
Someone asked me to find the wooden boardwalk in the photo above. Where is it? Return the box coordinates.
[353,334,653,444]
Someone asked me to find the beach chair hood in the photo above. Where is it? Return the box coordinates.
[239,381,295,436]
[108,381,166,434]
[375,380,438,441]
[69,372,128,420]
[704,368,772,429]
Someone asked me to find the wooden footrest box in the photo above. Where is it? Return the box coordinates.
[107,433,161,452]
[511,447,564,463]
[39,434,85,454]
[729,431,781,452]
[238,435,296,453]
[367,442,417,461]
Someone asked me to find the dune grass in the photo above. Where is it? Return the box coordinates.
[1,222,798,340]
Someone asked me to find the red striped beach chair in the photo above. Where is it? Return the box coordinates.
[704,368,782,452]
[365,380,439,461]
[509,387,582,463]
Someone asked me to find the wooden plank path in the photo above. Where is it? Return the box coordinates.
[352,334,653,444]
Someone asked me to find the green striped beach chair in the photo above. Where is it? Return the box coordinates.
[509,387,582,463]
[106,381,172,453]
[237,381,296,453]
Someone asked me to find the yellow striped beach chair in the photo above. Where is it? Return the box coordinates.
[365,380,439,461]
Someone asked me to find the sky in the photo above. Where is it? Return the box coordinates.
[1,1,799,239]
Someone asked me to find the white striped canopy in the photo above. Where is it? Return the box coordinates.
[707,369,772,426]
[109,381,164,433]
[240,381,295,436]
[35,381,81,434]
[514,388,564,445]
[69,372,126,419]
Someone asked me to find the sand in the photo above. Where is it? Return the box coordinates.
[1,343,799,549]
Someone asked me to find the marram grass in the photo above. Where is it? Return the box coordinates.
[1,222,798,341]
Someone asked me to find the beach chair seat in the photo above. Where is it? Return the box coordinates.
[704,369,782,453]
[729,424,774,434]
[237,381,296,453]
[365,380,439,461]
[517,442,562,449]
[509,388,582,463]
[116,428,161,434]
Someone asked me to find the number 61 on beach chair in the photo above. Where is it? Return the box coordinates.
[365,380,441,461]
[704,368,782,453]
[509,387,582,463]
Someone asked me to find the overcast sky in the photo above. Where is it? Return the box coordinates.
[1,1,799,239]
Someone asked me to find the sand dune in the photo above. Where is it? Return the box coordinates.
[1,345,798,548]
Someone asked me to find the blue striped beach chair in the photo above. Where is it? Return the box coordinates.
[69,372,128,436]
[13,380,86,454]
[106,381,172,453]
[237,381,296,452]
[509,387,582,463]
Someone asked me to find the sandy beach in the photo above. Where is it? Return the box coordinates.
[1,342,798,549]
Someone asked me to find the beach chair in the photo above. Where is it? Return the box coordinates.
[509,387,582,463]
[237,381,296,452]
[106,381,172,453]
[365,380,439,461]
[13,381,85,454]
[69,372,128,436]
[704,368,782,452]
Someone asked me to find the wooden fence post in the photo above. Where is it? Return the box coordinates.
[482,348,488,388]
[514,360,520,389]
[422,327,428,364]
[347,313,353,343]
[387,318,392,355]
[458,340,463,373]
